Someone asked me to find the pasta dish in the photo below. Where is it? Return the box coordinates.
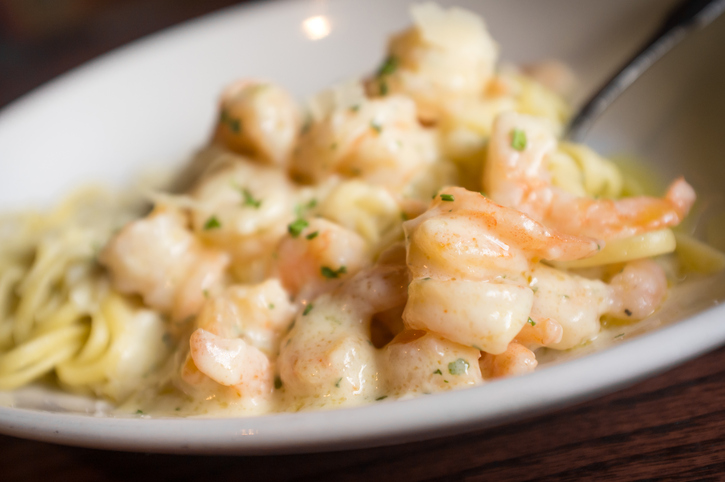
[0,3,721,417]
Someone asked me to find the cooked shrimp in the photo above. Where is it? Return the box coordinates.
[182,279,295,400]
[527,263,612,350]
[607,258,667,320]
[213,80,300,167]
[479,342,537,379]
[484,111,696,240]
[195,279,296,355]
[277,260,407,408]
[99,206,229,323]
[373,3,498,122]
[402,186,601,354]
[290,94,438,191]
[275,217,371,302]
[189,153,297,282]
[189,328,272,398]
[527,259,668,350]
[384,330,482,396]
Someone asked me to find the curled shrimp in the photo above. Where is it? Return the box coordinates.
[184,279,295,398]
[275,217,371,303]
[484,111,696,240]
[371,3,498,122]
[189,153,298,282]
[402,186,600,354]
[479,342,537,379]
[99,206,229,323]
[277,256,408,408]
[213,80,300,167]
[290,94,438,191]
[384,329,482,395]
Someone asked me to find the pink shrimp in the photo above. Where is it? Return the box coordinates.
[484,111,696,240]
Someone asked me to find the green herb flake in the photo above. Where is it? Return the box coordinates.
[528,317,536,326]
[241,188,262,208]
[377,55,399,76]
[303,303,314,316]
[422,277,432,281]
[370,120,383,133]
[268,303,275,310]
[511,128,527,151]
[321,265,347,279]
[448,358,470,376]
[175,407,181,412]
[472,345,483,351]
[433,369,442,375]
[306,231,319,240]
[288,218,309,237]
[220,110,241,133]
[204,215,221,230]
[624,309,633,317]
[203,289,209,298]
[335,378,342,388]
[401,212,409,221]
[615,333,625,339]
[135,409,144,415]
[440,194,455,202]
[349,104,360,112]
[596,243,601,251]
[375,395,388,401]
[330,142,338,150]
[379,80,389,96]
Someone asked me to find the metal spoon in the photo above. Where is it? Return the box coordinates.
[566,0,725,142]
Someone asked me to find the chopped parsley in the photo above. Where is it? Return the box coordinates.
[321,266,347,279]
[203,215,221,230]
[335,378,342,388]
[379,80,389,96]
[615,333,625,339]
[349,104,360,112]
[220,110,241,133]
[433,369,442,375]
[440,194,455,202]
[288,218,309,237]
[377,55,399,76]
[240,188,262,208]
[401,212,409,221]
[510,128,527,151]
[375,395,388,401]
[203,289,209,298]
[135,409,144,415]
[274,376,283,389]
[303,303,314,316]
[624,309,633,316]
[306,231,319,240]
[448,358,469,376]
[268,303,275,310]
[528,317,536,326]
[472,344,483,351]
[370,120,383,133]
[422,277,431,281]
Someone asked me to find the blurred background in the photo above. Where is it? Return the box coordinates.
[0,0,253,108]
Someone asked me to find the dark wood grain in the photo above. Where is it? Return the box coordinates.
[1,1,725,480]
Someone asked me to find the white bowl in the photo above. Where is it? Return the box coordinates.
[0,0,723,454]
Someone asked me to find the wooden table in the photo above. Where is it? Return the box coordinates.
[1,1,724,480]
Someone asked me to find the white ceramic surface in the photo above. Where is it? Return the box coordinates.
[0,0,724,454]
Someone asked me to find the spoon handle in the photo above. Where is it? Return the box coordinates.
[566,0,725,141]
